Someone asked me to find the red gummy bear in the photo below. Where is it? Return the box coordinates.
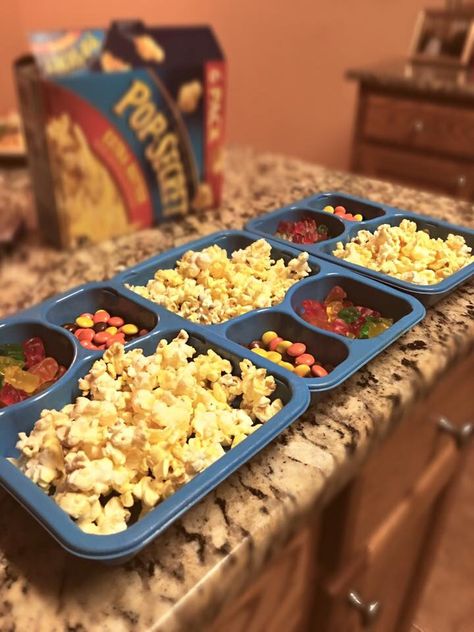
[0,383,28,406]
[324,286,347,304]
[23,337,46,369]
[29,357,59,385]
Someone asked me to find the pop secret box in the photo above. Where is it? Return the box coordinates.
[15,21,226,247]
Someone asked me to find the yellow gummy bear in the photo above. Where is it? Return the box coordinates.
[3,366,41,394]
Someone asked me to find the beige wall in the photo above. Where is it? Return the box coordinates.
[2,0,441,169]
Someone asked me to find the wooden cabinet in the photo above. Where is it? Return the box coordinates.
[350,83,474,200]
[211,351,473,631]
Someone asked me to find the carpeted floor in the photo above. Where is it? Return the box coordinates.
[414,450,474,632]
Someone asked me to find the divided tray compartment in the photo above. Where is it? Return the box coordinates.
[245,192,474,306]
[0,322,309,563]
[0,228,425,561]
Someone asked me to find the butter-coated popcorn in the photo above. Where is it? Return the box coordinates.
[127,239,311,324]
[12,331,283,535]
[333,219,473,285]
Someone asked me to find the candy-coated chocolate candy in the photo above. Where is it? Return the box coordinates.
[248,340,262,349]
[344,213,354,220]
[276,340,292,354]
[278,361,294,371]
[81,341,99,350]
[3,365,41,394]
[261,331,278,346]
[295,353,315,366]
[252,348,267,357]
[105,326,118,335]
[75,328,95,342]
[268,336,284,351]
[354,214,363,221]
[323,205,334,213]
[287,342,306,357]
[97,344,106,350]
[138,329,149,337]
[63,323,77,333]
[79,312,94,320]
[335,206,346,214]
[105,333,126,348]
[93,331,111,345]
[93,322,108,333]
[266,351,282,363]
[76,316,94,328]
[311,364,328,377]
[23,337,45,369]
[108,316,125,328]
[29,357,59,384]
[121,323,138,336]
[93,309,110,323]
[294,364,311,377]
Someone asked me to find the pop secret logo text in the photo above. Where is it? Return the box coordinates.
[114,79,189,216]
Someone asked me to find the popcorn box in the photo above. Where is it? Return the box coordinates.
[14,21,226,248]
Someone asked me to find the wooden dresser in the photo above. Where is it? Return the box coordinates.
[348,60,474,200]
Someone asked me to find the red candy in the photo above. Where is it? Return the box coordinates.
[81,341,99,350]
[0,383,28,406]
[268,336,283,351]
[23,337,46,369]
[57,365,67,378]
[93,331,111,345]
[311,364,328,377]
[75,328,95,342]
[108,316,125,328]
[276,217,329,245]
[29,357,59,384]
[93,310,110,324]
[105,333,126,348]
[287,342,306,357]
[295,353,315,366]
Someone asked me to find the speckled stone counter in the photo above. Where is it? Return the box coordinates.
[0,148,473,632]
[347,58,474,101]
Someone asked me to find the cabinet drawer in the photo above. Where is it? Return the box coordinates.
[355,143,474,199]
[320,352,474,567]
[318,440,459,632]
[363,94,474,159]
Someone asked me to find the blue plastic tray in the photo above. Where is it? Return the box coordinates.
[245,192,474,306]
[0,229,424,562]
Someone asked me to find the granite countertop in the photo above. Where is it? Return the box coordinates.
[0,147,473,632]
[347,58,474,100]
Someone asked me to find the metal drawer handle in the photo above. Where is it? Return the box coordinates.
[456,174,467,188]
[348,590,380,626]
[413,119,424,133]
[438,416,473,448]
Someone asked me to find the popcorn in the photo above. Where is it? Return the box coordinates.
[333,219,473,285]
[127,239,311,324]
[12,331,283,535]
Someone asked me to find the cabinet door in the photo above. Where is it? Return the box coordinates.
[317,441,459,632]
[210,522,317,632]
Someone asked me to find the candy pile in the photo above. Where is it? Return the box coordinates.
[276,217,329,244]
[332,219,474,285]
[249,331,329,377]
[0,337,66,407]
[127,239,310,324]
[62,309,149,350]
[299,286,393,338]
[12,331,283,534]
[323,205,363,222]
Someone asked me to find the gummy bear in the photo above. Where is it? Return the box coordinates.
[3,365,41,394]
[0,383,28,406]
[57,365,67,378]
[324,286,347,304]
[23,337,46,369]
[29,357,59,385]
[0,343,24,363]
[337,306,360,324]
